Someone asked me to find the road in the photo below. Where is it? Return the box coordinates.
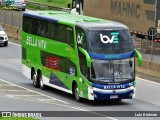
[0,40,159,120]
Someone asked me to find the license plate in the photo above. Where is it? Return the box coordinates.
[110,95,118,99]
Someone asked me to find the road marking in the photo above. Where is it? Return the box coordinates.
[136,77,160,85]
[6,95,42,97]
[0,79,117,119]
[0,90,27,92]
[0,78,69,104]
[9,42,21,46]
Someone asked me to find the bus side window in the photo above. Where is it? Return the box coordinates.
[48,22,56,40]
[76,26,88,78]
[24,17,33,34]
[66,26,74,48]
[41,51,77,75]
[57,24,65,42]
[23,17,28,33]
[32,18,38,35]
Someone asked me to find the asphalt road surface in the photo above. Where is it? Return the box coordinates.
[0,40,159,120]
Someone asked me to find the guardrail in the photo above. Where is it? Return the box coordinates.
[26,1,70,11]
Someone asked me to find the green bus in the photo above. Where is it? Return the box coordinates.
[22,11,142,101]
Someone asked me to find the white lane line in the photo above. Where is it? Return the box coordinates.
[6,95,42,96]
[0,85,16,86]
[9,41,21,46]
[136,77,160,85]
[0,90,28,92]
[0,79,117,119]
[0,78,69,104]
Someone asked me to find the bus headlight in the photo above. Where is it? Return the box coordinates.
[91,93,97,98]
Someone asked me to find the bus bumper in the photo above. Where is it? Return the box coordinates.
[88,86,135,100]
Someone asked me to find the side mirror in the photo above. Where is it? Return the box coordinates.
[78,47,91,68]
[76,4,80,13]
[67,3,71,9]
[134,49,142,66]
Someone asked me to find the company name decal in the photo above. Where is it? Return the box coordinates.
[93,82,134,90]
[26,36,46,49]
[110,0,141,19]
[100,32,119,44]
[104,85,125,90]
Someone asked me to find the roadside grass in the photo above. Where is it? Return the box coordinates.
[28,0,72,8]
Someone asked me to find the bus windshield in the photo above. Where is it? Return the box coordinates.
[90,58,135,83]
[87,29,134,54]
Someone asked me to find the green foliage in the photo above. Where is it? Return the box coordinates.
[29,0,72,8]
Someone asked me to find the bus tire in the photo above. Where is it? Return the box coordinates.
[33,73,40,88]
[39,72,47,90]
[73,83,82,102]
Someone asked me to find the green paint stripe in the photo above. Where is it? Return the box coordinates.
[114,38,118,40]
[111,33,119,35]
[113,41,118,43]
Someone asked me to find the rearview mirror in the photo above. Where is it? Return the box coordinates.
[67,3,71,9]
[76,4,80,13]
[78,47,91,68]
[134,49,142,66]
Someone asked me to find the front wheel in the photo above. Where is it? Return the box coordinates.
[73,84,82,102]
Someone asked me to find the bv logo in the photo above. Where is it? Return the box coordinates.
[100,32,119,44]
[77,33,84,44]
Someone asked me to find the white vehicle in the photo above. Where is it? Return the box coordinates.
[0,26,8,47]
[9,0,26,11]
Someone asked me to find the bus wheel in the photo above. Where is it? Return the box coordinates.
[33,74,40,88]
[73,84,82,102]
[39,73,46,90]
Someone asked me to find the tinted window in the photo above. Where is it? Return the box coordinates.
[76,26,87,49]
[87,29,134,54]
[41,51,77,75]
[23,16,74,47]
[76,26,88,78]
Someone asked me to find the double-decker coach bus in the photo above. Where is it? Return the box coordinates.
[22,11,142,102]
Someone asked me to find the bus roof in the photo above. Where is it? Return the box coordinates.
[23,11,128,29]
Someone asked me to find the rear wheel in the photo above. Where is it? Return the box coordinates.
[39,72,47,90]
[33,73,40,88]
